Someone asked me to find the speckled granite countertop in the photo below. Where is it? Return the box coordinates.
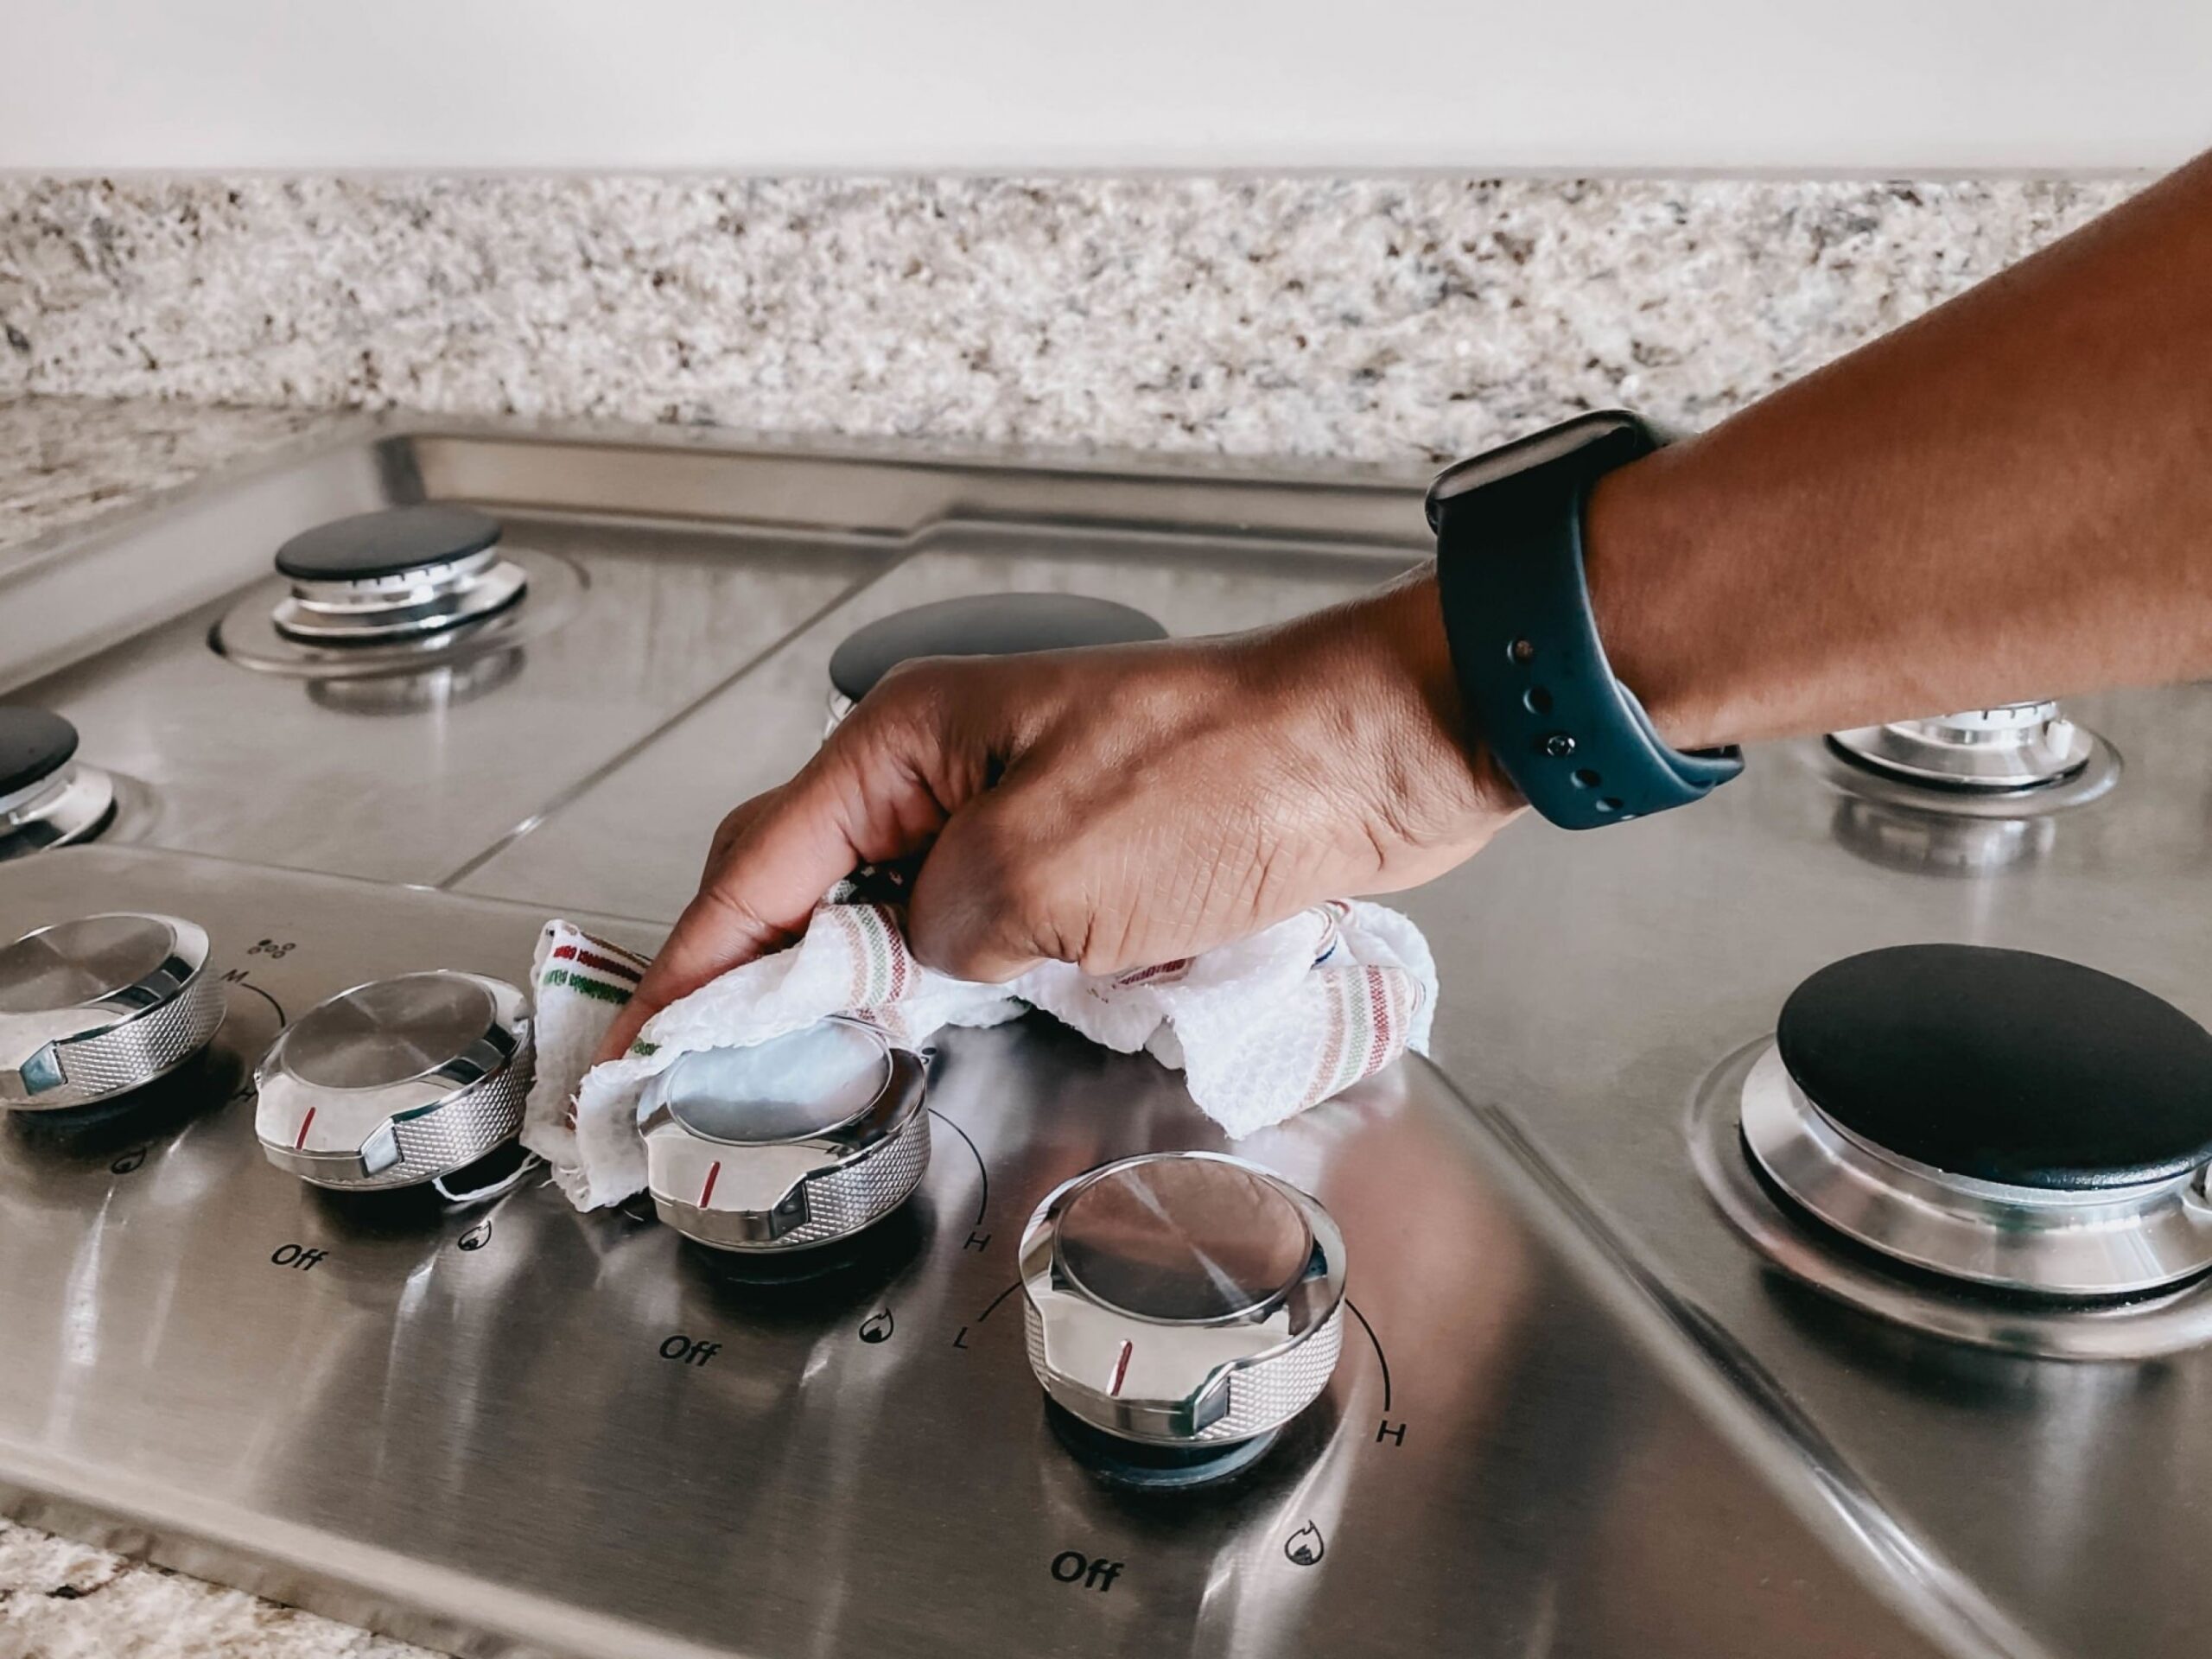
[0,1521,430,1659]
[3,176,2134,468]
[0,395,358,558]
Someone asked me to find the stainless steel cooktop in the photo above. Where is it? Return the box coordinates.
[3,420,2208,1659]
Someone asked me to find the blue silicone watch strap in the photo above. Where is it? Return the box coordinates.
[1429,413,1743,830]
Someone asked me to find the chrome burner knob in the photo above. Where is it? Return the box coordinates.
[1020,1153,1347,1454]
[824,594,1166,731]
[271,505,527,645]
[0,913,220,1109]
[255,971,531,1189]
[0,708,116,861]
[1828,699,2094,791]
[641,1018,930,1252]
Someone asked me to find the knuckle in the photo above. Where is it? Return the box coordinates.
[694,878,780,949]
[863,657,962,728]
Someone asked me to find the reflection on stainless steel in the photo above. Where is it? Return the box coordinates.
[254,970,532,1190]
[0,847,1963,1659]
[1829,794,2058,875]
[0,913,220,1109]
[643,1021,931,1251]
[304,645,526,716]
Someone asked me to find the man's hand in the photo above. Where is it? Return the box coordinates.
[592,569,1516,1064]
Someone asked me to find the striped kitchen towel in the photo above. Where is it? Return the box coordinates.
[523,899,1435,1211]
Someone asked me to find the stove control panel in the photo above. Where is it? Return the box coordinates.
[641,1018,931,1252]
[0,912,220,1109]
[0,844,1954,1659]
[1019,1153,1345,1486]
[253,969,532,1191]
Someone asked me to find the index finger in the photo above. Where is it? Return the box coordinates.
[593,683,989,1061]
[590,772,874,1065]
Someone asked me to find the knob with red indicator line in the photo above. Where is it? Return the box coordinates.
[639,1017,930,1253]
[254,970,531,1190]
[1019,1152,1348,1470]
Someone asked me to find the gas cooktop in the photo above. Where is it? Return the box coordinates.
[2,421,2208,1659]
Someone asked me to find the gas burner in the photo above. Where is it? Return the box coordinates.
[211,508,584,681]
[825,594,1167,728]
[0,709,115,861]
[1828,700,2114,796]
[1741,944,2212,1299]
[270,505,527,645]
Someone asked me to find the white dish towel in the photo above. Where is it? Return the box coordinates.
[522,897,1437,1211]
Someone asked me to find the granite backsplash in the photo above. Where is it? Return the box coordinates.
[0,176,2139,466]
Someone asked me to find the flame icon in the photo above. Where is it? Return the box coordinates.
[860,1309,894,1344]
[1284,1522,1325,1567]
[109,1147,146,1175]
[456,1219,493,1252]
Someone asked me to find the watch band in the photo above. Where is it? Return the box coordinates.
[1427,411,1743,830]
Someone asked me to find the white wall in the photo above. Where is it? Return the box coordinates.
[6,0,2209,174]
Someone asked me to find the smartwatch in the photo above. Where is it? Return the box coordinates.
[1426,410,1742,830]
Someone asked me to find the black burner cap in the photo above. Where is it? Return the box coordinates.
[275,505,503,582]
[828,594,1168,702]
[0,708,78,798]
[1777,944,2212,1190]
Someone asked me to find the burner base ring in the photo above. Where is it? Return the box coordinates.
[1688,1042,2212,1359]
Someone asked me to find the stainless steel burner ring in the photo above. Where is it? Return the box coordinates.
[0,761,115,862]
[273,545,530,644]
[1739,1042,2212,1299]
[1830,701,2094,791]
[1688,1042,2212,1360]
